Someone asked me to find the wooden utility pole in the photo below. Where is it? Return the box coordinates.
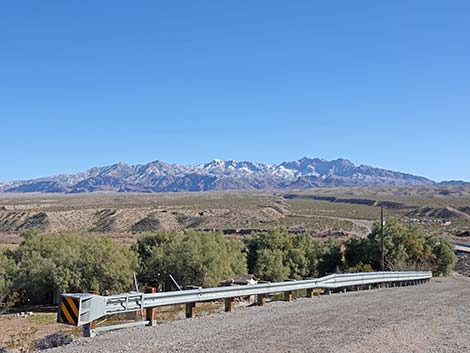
[380,207,385,271]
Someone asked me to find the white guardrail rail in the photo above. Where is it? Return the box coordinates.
[57,271,432,337]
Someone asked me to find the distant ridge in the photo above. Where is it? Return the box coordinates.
[0,157,440,193]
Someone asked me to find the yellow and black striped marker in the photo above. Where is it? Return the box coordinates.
[58,296,80,326]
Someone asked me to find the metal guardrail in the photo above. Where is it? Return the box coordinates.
[452,241,470,253]
[57,271,432,337]
[452,241,470,247]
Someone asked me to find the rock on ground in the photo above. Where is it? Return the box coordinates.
[43,275,470,353]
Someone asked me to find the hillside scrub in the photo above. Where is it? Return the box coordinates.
[136,231,247,289]
[10,234,139,304]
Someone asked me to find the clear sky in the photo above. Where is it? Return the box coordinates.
[1,1,469,182]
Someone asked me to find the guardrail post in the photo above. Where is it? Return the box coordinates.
[83,323,96,338]
[284,291,293,302]
[186,302,196,318]
[145,287,157,326]
[306,288,314,298]
[83,290,97,337]
[257,294,266,306]
[224,298,235,313]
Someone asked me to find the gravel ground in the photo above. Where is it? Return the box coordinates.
[456,252,470,277]
[44,275,470,353]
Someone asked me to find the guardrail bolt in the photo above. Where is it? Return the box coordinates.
[284,291,293,302]
[185,302,196,318]
[224,298,235,313]
[145,287,157,326]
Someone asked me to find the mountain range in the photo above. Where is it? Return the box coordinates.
[0,157,461,194]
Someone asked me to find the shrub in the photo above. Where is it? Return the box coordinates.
[247,229,331,281]
[344,219,456,275]
[13,234,138,304]
[345,262,374,273]
[136,231,247,289]
[0,251,17,309]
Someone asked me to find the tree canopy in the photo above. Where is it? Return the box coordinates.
[247,229,342,281]
[12,234,138,304]
[136,231,247,289]
[344,219,456,275]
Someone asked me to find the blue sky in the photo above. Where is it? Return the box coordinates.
[1,1,469,182]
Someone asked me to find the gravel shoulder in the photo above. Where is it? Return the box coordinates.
[45,274,470,353]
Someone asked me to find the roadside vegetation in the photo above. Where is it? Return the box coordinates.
[1,231,138,308]
[136,231,247,289]
[344,219,456,276]
[0,220,456,310]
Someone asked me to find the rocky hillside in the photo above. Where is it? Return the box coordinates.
[0,157,435,193]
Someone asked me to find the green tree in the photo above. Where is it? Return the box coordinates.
[343,218,456,275]
[345,262,374,273]
[136,231,247,289]
[247,229,329,281]
[427,237,456,276]
[0,251,17,309]
[13,234,138,304]
[317,239,343,275]
[254,248,289,281]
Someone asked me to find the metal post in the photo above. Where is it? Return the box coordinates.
[306,288,314,298]
[257,294,266,306]
[145,287,157,326]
